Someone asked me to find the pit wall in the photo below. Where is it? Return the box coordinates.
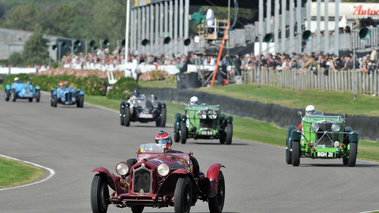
[139,88,379,142]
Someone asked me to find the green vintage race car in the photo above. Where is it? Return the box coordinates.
[174,103,233,144]
[286,110,359,167]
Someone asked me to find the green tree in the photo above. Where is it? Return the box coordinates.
[8,52,23,66]
[22,25,49,66]
[44,4,79,37]
[0,4,41,31]
[91,0,126,50]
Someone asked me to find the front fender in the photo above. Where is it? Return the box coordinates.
[157,169,192,194]
[92,167,122,194]
[349,131,359,142]
[174,113,182,132]
[35,86,40,90]
[226,115,233,123]
[291,129,301,141]
[206,163,225,198]
[5,84,11,90]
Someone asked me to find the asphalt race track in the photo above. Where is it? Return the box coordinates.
[0,91,378,213]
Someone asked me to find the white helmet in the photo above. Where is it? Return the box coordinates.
[14,77,19,83]
[190,96,199,105]
[305,105,316,115]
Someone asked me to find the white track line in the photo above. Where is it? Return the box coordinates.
[0,154,55,191]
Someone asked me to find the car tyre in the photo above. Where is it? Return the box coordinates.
[160,107,167,127]
[52,95,57,107]
[36,90,41,102]
[342,158,348,166]
[291,141,300,166]
[219,133,225,144]
[180,121,187,144]
[174,176,192,213]
[29,97,33,102]
[120,103,125,126]
[4,90,10,102]
[12,89,16,102]
[124,107,131,126]
[208,171,225,213]
[174,132,180,143]
[348,142,357,167]
[286,125,296,164]
[91,174,109,213]
[76,95,81,107]
[131,205,144,213]
[79,95,84,108]
[225,123,233,145]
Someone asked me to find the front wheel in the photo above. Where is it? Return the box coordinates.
[79,95,84,108]
[180,121,187,144]
[174,177,192,213]
[225,123,233,145]
[4,90,10,101]
[91,174,109,213]
[12,89,16,102]
[131,205,144,213]
[120,104,125,126]
[291,141,300,167]
[160,107,167,127]
[348,142,358,167]
[124,107,131,126]
[174,132,180,143]
[52,95,57,107]
[36,90,41,102]
[208,171,225,213]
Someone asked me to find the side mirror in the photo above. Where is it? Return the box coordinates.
[298,111,302,117]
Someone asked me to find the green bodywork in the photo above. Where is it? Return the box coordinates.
[174,104,232,140]
[286,111,359,166]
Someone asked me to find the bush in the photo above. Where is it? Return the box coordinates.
[3,74,30,85]
[106,77,138,100]
[139,70,175,83]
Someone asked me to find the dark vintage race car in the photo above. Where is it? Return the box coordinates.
[4,82,40,102]
[91,143,225,213]
[50,85,84,108]
[286,110,359,167]
[174,103,233,144]
[120,94,166,127]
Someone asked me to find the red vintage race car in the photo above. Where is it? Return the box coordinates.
[91,143,225,213]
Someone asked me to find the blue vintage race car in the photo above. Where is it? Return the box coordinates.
[50,85,84,108]
[4,82,41,102]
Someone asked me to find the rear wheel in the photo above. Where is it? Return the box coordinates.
[208,171,225,213]
[124,107,131,126]
[4,90,10,101]
[342,158,348,166]
[76,95,81,107]
[91,174,109,213]
[291,141,300,167]
[29,97,33,102]
[174,177,192,213]
[225,123,233,145]
[180,121,187,144]
[348,142,357,167]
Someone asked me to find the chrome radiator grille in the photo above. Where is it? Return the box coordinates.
[65,92,72,101]
[24,87,30,93]
[200,119,213,129]
[316,123,334,147]
[133,168,151,193]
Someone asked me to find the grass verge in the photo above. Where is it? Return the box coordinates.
[0,157,45,189]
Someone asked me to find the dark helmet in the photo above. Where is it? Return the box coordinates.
[133,89,139,96]
[155,131,172,146]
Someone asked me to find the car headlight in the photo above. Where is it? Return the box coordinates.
[198,110,207,119]
[116,162,129,176]
[208,110,217,119]
[331,123,340,132]
[311,123,319,132]
[72,97,76,102]
[61,97,65,102]
[157,163,170,176]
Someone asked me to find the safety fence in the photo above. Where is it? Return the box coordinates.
[242,68,379,97]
